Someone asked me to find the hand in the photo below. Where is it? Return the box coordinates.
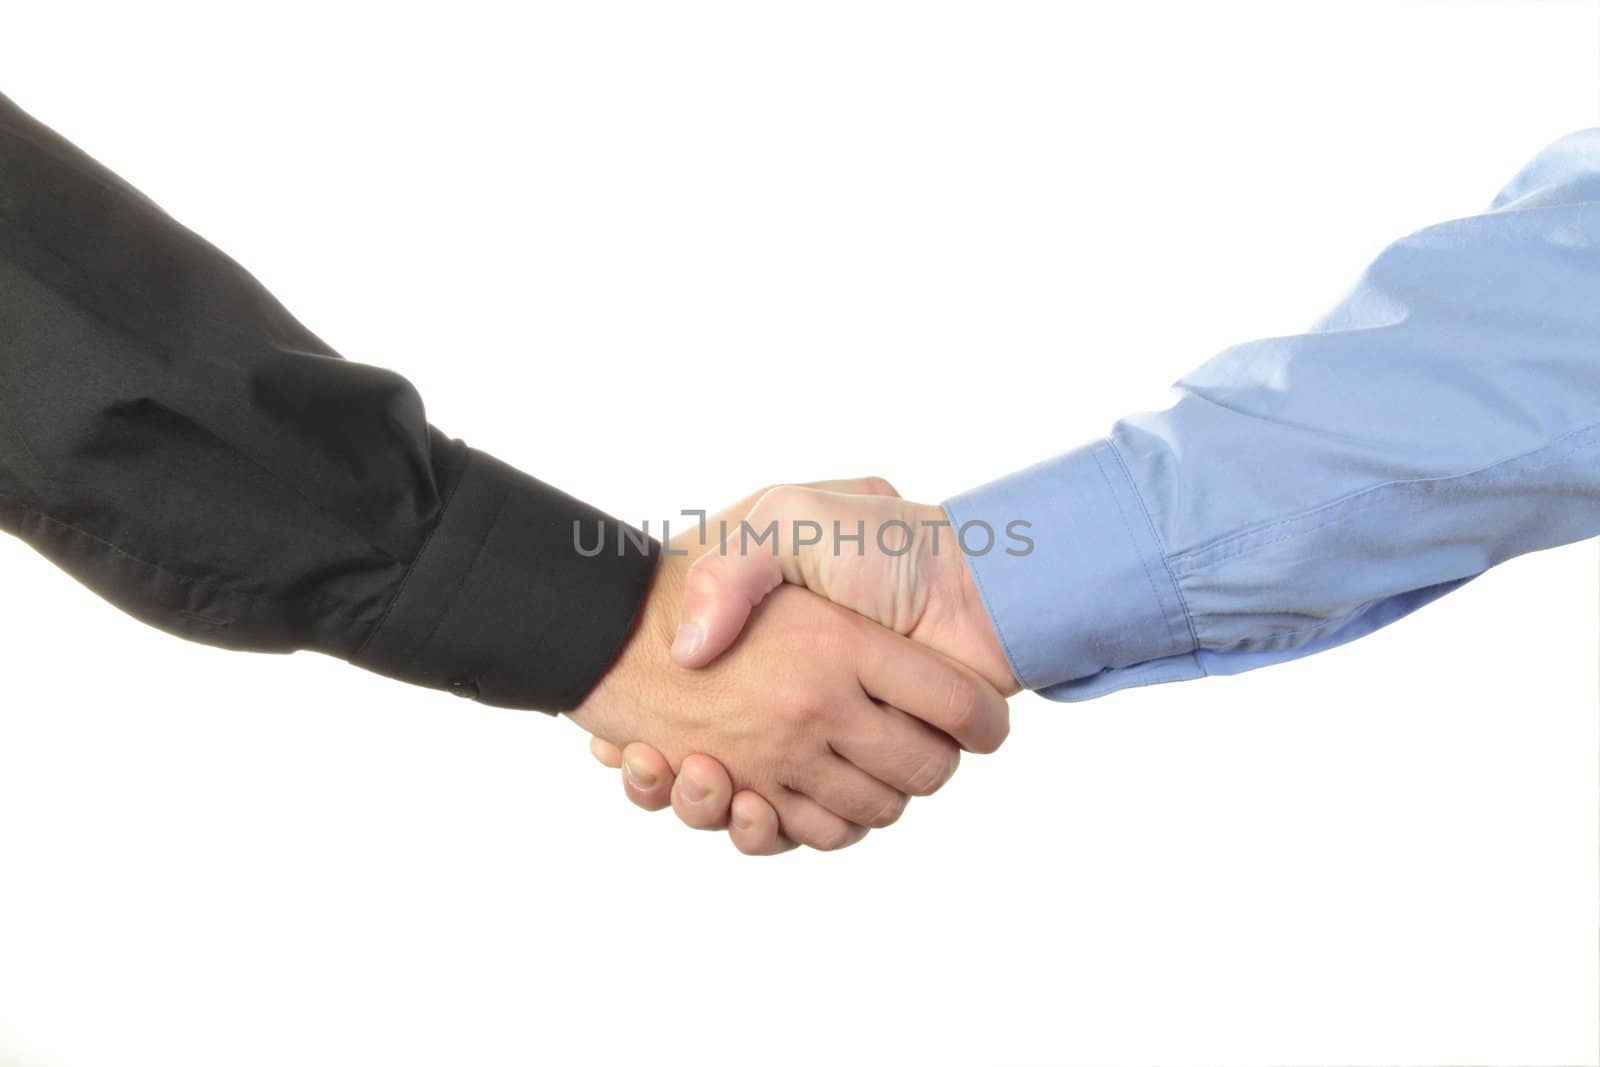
[591,481,1020,854]
[676,483,1017,692]
[570,485,1010,852]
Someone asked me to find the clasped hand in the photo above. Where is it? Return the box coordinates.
[569,478,1019,854]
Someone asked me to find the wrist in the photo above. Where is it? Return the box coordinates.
[921,506,1022,696]
[570,552,686,736]
[953,545,1022,696]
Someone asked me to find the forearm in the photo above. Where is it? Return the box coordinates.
[0,92,657,710]
[949,129,1600,698]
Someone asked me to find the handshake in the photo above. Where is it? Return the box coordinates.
[570,478,1021,855]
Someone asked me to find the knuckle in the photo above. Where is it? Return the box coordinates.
[780,687,834,729]
[808,822,861,852]
[862,476,898,497]
[683,553,717,585]
[750,485,796,521]
[782,698,825,728]
[905,745,960,796]
[989,705,1012,751]
[941,677,982,737]
[866,792,909,829]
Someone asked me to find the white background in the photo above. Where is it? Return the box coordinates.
[1,2,1597,1064]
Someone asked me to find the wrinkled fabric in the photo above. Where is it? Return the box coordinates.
[0,92,658,711]
[948,130,1600,699]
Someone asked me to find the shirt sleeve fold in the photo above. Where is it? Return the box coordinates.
[0,92,655,712]
[351,447,659,711]
[946,128,1600,701]
[943,440,1196,693]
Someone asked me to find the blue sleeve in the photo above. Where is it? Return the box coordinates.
[944,130,1600,701]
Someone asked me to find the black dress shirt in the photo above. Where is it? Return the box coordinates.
[0,92,658,711]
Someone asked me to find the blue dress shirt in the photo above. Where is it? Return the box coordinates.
[945,131,1600,700]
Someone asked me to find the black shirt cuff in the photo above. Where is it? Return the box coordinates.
[351,447,659,712]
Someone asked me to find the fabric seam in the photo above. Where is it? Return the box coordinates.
[1104,437,1199,653]
[0,491,375,626]
[943,496,1028,689]
[351,457,470,663]
[1169,415,1600,575]
[1089,443,1190,657]
[404,485,509,664]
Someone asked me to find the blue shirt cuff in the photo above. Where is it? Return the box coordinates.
[943,440,1197,695]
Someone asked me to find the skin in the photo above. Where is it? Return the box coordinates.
[567,484,1010,853]
[675,485,1018,692]
[591,483,1022,854]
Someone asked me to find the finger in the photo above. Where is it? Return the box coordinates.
[621,742,675,812]
[773,789,870,853]
[672,539,784,668]
[798,476,900,499]
[786,750,909,829]
[728,791,797,855]
[590,736,623,769]
[714,477,901,531]
[855,623,1011,754]
[831,703,962,797]
[671,753,735,830]
[674,486,901,669]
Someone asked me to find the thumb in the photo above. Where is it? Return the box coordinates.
[673,484,898,668]
[811,476,900,499]
[672,532,786,667]
[718,475,898,518]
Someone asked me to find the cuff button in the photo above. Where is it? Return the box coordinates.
[447,678,480,700]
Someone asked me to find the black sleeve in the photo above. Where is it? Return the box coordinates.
[0,92,658,712]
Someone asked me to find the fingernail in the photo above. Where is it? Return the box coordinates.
[671,621,704,662]
[623,758,657,792]
[731,809,753,831]
[681,773,709,804]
